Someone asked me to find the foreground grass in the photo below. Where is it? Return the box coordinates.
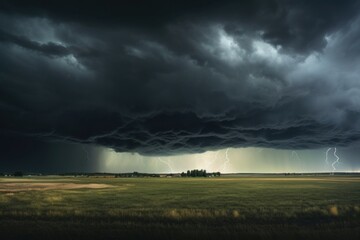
[0,176,360,239]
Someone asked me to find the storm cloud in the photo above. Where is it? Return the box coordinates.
[1,0,360,155]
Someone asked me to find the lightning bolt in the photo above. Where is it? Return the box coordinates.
[291,151,301,161]
[325,148,332,165]
[220,148,231,172]
[331,147,340,174]
[206,151,219,171]
[135,153,144,172]
[290,150,303,172]
[158,157,174,173]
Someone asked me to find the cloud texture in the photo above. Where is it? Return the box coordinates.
[1,0,360,155]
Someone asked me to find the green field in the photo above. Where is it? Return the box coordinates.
[0,176,360,239]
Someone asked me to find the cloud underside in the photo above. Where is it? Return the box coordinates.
[1,0,360,155]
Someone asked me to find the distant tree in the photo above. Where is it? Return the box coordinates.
[182,169,221,178]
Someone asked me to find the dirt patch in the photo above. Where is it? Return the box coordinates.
[0,183,112,192]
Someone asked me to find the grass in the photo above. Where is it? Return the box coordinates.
[0,175,360,239]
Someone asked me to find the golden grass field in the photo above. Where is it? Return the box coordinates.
[0,175,359,239]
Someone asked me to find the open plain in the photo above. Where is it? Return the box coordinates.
[0,175,359,240]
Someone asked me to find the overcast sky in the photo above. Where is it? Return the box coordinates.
[1,1,360,173]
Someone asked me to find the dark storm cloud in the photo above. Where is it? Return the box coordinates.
[0,132,102,173]
[0,29,71,57]
[2,0,357,53]
[1,0,360,156]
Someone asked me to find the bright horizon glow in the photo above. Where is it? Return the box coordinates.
[97,147,351,174]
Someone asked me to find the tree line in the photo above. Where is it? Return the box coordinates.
[181,169,221,177]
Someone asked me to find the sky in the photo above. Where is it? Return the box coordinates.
[1,0,360,173]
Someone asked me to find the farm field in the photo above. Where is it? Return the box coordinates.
[0,175,360,240]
